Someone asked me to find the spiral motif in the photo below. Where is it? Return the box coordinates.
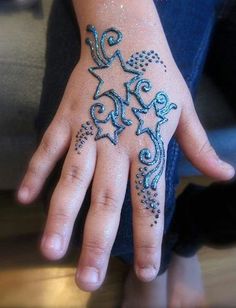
[86,25,106,66]
[86,25,123,65]
[85,25,178,225]
[100,28,123,62]
[133,79,153,109]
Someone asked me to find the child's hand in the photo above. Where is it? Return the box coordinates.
[17,7,234,292]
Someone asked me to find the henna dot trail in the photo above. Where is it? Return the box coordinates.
[126,50,167,73]
[75,121,94,154]
[135,167,161,227]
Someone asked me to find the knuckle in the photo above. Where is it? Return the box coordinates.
[197,140,215,158]
[134,204,155,219]
[83,239,108,257]
[61,165,85,186]
[54,111,68,125]
[28,159,39,177]
[49,210,72,225]
[40,132,56,157]
[136,241,159,254]
[92,191,119,214]
[136,241,161,268]
[68,99,78,113]
[54,113,70,134]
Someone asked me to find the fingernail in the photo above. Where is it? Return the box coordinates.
[137,267,157,281]
[217,159,235,178]
[18,186,29,202]
[77,267,99,284]
[42,234,63,252]
[226,166,235,178]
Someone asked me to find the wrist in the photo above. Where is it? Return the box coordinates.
[73,0,158,27]
[73,0,175,68]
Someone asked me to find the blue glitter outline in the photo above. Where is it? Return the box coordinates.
[86,25,142,145]
[89,51,141,101]
[85,24,177,192]
[132,91,177,189]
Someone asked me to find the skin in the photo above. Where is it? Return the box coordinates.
[168,254,206,308]
[17,0,234,293]
[122,269,168,307]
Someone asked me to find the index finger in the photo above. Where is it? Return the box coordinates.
[18,115,70,204]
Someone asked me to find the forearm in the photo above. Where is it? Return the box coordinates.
[72,0,174,63]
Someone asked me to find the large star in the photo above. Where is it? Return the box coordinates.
[89,52,141,103]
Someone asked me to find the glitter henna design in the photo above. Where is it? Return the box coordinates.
[135,167,161,227]
[86,24,140,144]
[126,50,167,73]
[75,25,177,225]
[75,121,94,154]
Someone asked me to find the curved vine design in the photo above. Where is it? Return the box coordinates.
[84,25,177,225]
[132,89,177,190]
[86,24,141,144]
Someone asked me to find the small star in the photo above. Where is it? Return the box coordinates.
[132,106,158,137]
[132,91,177,137]
[94,113,124,145]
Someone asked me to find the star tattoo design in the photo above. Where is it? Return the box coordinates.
[132,105,159,137]
[78,25,178,226]
[88,51,141,103]
[92,111,124,145]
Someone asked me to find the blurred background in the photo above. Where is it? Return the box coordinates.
[0,0,236,307]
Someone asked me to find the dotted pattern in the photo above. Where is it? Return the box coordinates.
[75,121,94,154]
[126,50,167,73]
[135,167,161,227]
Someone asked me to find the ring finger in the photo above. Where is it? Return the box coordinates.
[131,156,166,282]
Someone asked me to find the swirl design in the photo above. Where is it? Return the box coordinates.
[86,24,123,66]
[86,25,177,195]
[100,28,123,62]
[132,87,177,190]
[86,25,141,144]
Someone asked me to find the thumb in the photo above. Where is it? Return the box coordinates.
[176,100,235,181]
